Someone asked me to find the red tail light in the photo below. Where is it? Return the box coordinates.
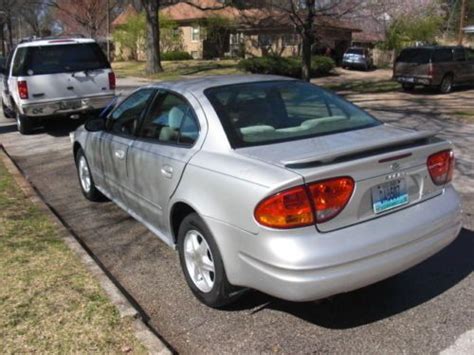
[428,63,435,77]
[308,177,355,223]
[254,177,355,229]
[18,81,28,99]
[427,150,454,186]
[108,72,116,90]
[254,186,314,229]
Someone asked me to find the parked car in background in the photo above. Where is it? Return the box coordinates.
[73,75,462,308]
[1,37,115,134]
[393,46,474,93]
[342,47,373,71]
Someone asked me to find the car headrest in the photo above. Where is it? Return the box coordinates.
[168,106,186,129]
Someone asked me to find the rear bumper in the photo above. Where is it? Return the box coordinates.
[20,94,114,117]
[394,75,436,86]
[206,186,462,302]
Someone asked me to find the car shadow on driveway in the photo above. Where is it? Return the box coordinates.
[229,227,473,329]
[0,123,17,135]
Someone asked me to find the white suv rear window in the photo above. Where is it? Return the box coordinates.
[12,43,110,76]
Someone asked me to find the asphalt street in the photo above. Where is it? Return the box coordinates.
[0,76,472,354]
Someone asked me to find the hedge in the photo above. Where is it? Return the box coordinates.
[161,51,193,61]
[238,55,335,78]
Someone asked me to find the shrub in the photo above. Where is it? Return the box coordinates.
[238,56,301,77]
[238,55,335,78]
[310,56,335,76]
[161,51,193,61]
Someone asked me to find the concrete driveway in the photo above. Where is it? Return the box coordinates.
[0,74,472,354]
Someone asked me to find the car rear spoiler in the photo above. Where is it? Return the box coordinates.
[283,130,439,168]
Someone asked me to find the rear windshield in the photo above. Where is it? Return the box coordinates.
[346,48,364,55]
[12,43,110,76]
[397,48,433,63]
[205,81,380,148]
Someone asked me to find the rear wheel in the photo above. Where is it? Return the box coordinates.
[440,74,453,94]
[75,148,105,201]
[2,101,15,119]
[178,213,243,308]
[16,111,34,135]
[402,83,415,91]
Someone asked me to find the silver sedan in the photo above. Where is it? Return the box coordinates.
[73,75,462,307]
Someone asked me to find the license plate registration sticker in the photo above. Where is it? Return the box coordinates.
[372,179,409,214]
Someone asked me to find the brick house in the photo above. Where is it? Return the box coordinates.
[113,0,360,61]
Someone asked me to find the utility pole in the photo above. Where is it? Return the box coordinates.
[106,0,111,61]
[458,0,467,45]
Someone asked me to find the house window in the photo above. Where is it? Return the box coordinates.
[258,34,273,47]
[191,26,200,42]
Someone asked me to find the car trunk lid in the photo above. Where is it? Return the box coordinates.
[237,125,451,232]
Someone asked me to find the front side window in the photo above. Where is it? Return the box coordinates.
[108,89,155,136]
[138,92,199,146]
[466,48,474,61]
[205,81,380,148]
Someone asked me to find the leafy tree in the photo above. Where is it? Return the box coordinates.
[113,13,146,60]
[160,14,183,52]
[379,13,444,50]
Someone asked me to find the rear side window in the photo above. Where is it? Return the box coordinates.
[13,43,110,76]
[205,81,380,148]
[397,48,432,64]
[432,48,453,63]
[12,48,28,76]
[453,48,465,61]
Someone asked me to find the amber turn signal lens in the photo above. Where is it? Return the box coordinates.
[427,150,454,186]
[254,186,314,229]
[308,177,355,223]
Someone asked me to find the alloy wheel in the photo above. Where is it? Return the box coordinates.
[183,230,215,293]
[78,155,92,193]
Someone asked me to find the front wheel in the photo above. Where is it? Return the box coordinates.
[178,213,243,308]
[16,111,34,135]
[75,148,105,201]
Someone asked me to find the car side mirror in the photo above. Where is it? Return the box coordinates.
[85,117,106,132]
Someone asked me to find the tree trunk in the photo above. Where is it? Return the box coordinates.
[301,34,312,81]
[301,0,316,82]
[142,0,163,74]
[6,16,13,53]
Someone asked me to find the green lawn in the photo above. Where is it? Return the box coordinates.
[113,59,242,81]
[323,79,401,95]
[0,158,146,353]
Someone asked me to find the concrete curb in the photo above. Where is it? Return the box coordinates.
[0,145,172,355]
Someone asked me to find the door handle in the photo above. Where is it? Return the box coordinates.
[114,150,125,160]
[161,165,173,179]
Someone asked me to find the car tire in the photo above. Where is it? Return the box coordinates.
[75,148,105,202]
[177,213,243,308]
[2,101,15,119]
[402,83,415,91]
[16,111,34,134]
[440,74,453,94]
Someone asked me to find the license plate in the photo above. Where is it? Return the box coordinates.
[372,179,409,214]
[400,77,415,83]
[59,100,82,110]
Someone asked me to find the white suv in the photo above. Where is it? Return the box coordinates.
[1,37,115,134]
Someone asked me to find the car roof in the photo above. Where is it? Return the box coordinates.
[145,74,297,95]
[402,45,465,51]
[17,38,96,48]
